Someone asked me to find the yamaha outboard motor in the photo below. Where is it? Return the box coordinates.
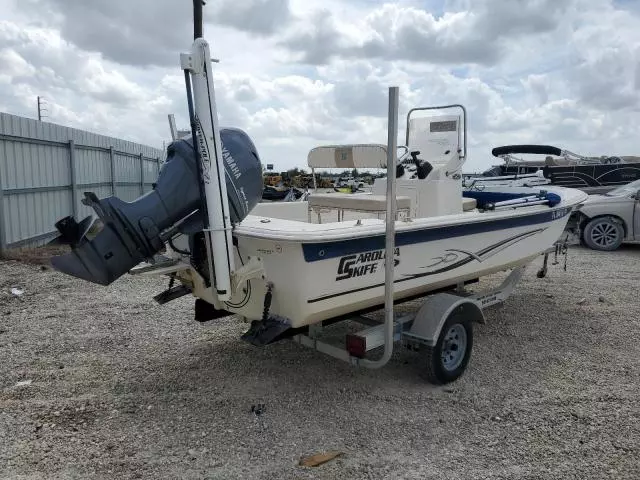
[50,127,263,285]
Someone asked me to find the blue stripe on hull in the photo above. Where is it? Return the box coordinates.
[302,207,570,263]
[306,228,543,304]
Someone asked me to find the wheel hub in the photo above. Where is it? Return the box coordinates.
[441,324,467,371]
[590,222,619,248]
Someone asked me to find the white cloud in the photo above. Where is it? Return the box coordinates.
[522,74,550,106]
[0,0,639,176]
[280,1,578,66]
[16,0,292,67]
[0,49,36,78]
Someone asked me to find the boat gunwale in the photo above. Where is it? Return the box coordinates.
[233,187,587,244]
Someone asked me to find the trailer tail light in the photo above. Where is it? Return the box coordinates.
[346,334,366,358]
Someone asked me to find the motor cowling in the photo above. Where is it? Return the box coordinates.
[50,127,263,285]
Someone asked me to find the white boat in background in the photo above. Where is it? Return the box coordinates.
[463,169,551,188]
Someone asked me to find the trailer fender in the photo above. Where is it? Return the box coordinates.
[404,294,484,347]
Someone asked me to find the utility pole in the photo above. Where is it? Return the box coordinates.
[37,96,48,121]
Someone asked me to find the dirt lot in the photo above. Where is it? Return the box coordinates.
[1,245,639,479]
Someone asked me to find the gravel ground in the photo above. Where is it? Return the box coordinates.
[1,245,639,479]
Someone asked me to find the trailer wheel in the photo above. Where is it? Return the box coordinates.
[424,312,473,384]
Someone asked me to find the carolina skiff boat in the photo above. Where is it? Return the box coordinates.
[47,0,588,384]
[49,104,588,337]
[182,133,586,338]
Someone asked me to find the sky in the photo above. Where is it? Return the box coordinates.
[0,0,639,173]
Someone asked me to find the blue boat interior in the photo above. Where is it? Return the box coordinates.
[462,190,561,209]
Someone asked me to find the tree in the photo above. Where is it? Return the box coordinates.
[351,168,359,178]
[285,167,308,178]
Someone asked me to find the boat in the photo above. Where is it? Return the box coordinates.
[469,145,640,193]
[262,184,304,201]
[47,105,587,336]
[45,1,588,383]
[462,169,550,188]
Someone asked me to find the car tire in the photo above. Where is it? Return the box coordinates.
[582,216,624,251]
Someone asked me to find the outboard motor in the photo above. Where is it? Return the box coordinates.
[50,128,263,285]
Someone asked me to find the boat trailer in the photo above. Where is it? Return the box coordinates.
[287,94,568,385]
[130,83,570,385]
[126,2,572,386]
[290,249,562,385]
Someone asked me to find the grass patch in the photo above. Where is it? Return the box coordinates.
[0,219,104,266]
[0,244,70,266]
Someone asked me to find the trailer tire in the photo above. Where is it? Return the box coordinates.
[423,312,473,384]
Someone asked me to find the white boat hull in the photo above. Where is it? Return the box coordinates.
[185,186,584,330]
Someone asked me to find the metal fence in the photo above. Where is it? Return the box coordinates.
[0,112,165,253]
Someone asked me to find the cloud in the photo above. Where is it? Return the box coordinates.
[279,1,576,66]
[211,0,292,35]
[18,0,292,67]
[522,74,550,106]
[0,21,142,107]
[0,49,36,78]
[565,3,640,111]
[1,0,640,177]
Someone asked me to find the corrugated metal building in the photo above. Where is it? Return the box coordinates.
[0,112,165,252]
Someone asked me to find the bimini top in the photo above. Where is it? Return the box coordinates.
[307,144,388,169]
[492,145,563,158]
